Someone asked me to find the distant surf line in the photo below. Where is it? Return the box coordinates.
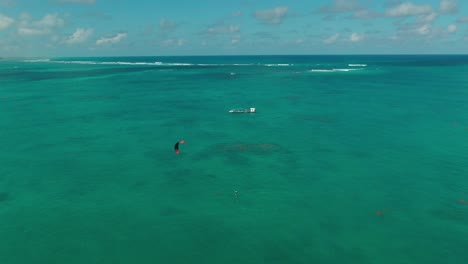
[309,68,362,73]
[23,59,293,67]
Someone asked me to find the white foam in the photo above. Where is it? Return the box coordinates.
[348,64,367,67]
[64,60,97,65]
[264,64,291,67]
[162,62,193,66]
[23,59,50,62]
[24,59,293,67]
[309,68,361,72]
[51,60,195,66]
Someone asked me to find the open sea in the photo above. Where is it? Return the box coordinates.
[1,55,468,264]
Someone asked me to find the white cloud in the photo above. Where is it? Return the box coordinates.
[457,16,468,23]
[386,2,432,17]
[255,6,288,24]
[231,35,241,44]
[416,24,431,35]
[231,11,242,18]
[417,12,438,24]
[96,32,127,45]
[206,24,240,35]
[318,0,362,13]
[0,14,14,30]
[64,28,93,44]
[395,20,434,37]
[18,27,43,35]
[323,33,340,44]
[392,7,449,38]
[350,33,365,42]
[439,0,458,14]
[0,0,15,7]
[447,24,457,33]
[391,7,444,39]
[51,35,60,42]
[160,18,177,32]
[17,13,65,36]
[37,13,65,27]
[160,38,185,47]
[295,38,304,44]
[56,0,95,4]
[352,10,379,19]
[177,39,185,46]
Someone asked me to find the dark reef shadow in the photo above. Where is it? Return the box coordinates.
[0,192,10,203]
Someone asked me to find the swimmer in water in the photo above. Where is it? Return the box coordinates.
[234,191,238,198]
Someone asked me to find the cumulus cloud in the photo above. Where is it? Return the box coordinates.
[416,24,431,35]
[206,24,240,35]
[350,33,365,42]
[323,33,340,44]
[294,38,304,44]
[255,6,288,24]
[457,16,468,23]
[386,2,432,17]
[439,0,458,14]
[391,5,451,39]
[0,0,11,3]
[388,1,457,39]
[0,0,15,7]
[17,27,42,36]
[254,31,278,40]
[231,11,242,18]
[352,10,379,19]
[447,24,457,33]
[160,38,185,47]
[395,19,434,37]
[17,13,65,36]
[318,0,362,13]
[0,14,14,30]
[96,32,127,45]
[231,35,241,44]
[56,0,95,4]
[160,18,177,33]
[64,28,93,44]
[38,13,64,27]
[417,12,438,24]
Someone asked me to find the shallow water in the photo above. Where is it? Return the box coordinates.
[1,55,468,263]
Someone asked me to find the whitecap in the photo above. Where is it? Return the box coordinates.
[309,68,360,73]
[23,59,51,62]
[264,64,291,67]
[25,59,294,68]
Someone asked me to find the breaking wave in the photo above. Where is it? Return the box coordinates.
[23,59,51,63]
[309,68,362,73]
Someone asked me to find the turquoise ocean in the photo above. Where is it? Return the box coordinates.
[1,55,467,264]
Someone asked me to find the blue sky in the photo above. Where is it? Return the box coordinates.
[0,0,467,56]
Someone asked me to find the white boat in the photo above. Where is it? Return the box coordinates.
[229,107,256,113]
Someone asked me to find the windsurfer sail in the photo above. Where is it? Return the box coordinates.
[174,139,185,154]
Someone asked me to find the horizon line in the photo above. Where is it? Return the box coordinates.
[2,54,468,59]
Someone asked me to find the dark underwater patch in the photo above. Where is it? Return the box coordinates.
[0,192,10,202]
